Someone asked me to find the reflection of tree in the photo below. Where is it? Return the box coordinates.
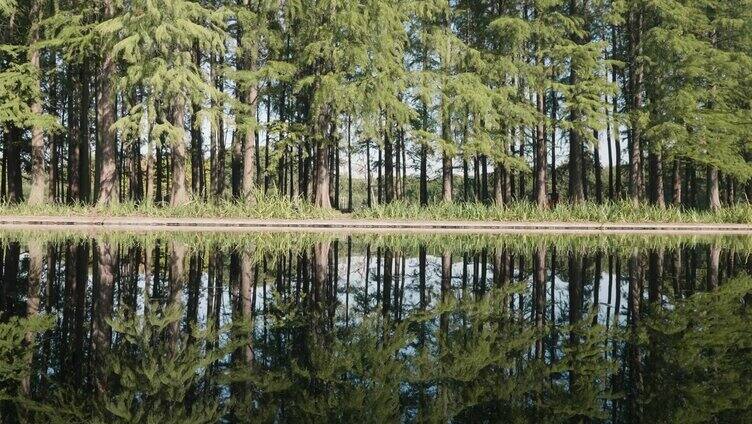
[3,237,752,422]
[642,275,752,423]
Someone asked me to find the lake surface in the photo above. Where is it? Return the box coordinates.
[1,230,751,423]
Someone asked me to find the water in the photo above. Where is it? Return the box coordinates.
[1,231,751,423]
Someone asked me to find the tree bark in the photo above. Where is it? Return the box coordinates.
[27,0,47,205]
[594,133,603,204]
[671,159,682,206]
[384,128,393,204]
[628,5,644,206]
[314,140,331,208]
[96,0,118,205]
[709,166,720,212]
[535,91,548,208]
[170,95,190,206]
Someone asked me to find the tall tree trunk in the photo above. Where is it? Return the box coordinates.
[535,90,548,208]
[384,128,394,204]
[594,133,603,204]
[27,0,47,205]
[366,138,373,207]
[170,96,190,206]
[494,162,505,206]
[672,158,682,206]
[648,148,665,208]
[313,134,332,209]
[606,97,614,201]
[612,26,622,201]
[709,166,720,212]
[79,61,91,203]
[96,0,118,205]
[628,5,644,205]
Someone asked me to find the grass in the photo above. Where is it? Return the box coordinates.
[352,200,752,224]
[0,196,751,224]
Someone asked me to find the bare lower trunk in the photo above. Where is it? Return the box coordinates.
[494,162,504,206]
[170,96,190,206]
[709,166,720,212]
[314,140,331,209]
[96,0,118,205]
[672,159,682,206]
[28,0,47,205]
[535,90,548,208]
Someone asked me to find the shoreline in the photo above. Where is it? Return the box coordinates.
[1,215,751,234]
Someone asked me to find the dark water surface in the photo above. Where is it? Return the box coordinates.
[1,231,751,423]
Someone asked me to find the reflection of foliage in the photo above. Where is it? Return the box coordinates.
[228,315,409,423]
[102,304,240,423]
[642,275,752,423]
[0,316,53,385]
[228,286,618,423]
[12,306,240,424]
[547,315,617,422]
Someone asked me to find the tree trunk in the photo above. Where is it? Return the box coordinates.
[628,5,644,206]
[648,149,665,208]
[347,116,353,210]
[170,96,190,206]
[27,0,47,205]
[5,126,22,202]
[594,133,603,204]
[567,40,584,205]
[79,61,91,203]
[494,162,504,206]
[384,129,393,204]
[672,159,682,206]
[709,166,720,212]
[535,91,547,208]
[96,0,118,205]
[314,139,331,209]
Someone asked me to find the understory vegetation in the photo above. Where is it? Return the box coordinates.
[2,198,752,224]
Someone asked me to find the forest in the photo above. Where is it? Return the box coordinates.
[1,0,751,213]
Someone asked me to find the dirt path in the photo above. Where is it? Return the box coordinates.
[0,215,750,234]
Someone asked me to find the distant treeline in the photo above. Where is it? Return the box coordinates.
[0,0,750,210]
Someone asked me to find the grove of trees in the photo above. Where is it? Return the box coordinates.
[1,0,751,211]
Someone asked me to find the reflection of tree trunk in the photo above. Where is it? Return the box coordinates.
[2,243,21,318]
[628,250,644,422]
[93,241,115,393]
[168,241,187,339]
[313,241,330,305]
[74,242,88,385]
[382,249,393,317]
[533,245,546,359]
[549,247,557,362]
[672,249,682,298]
[648,249,662,304]
[708,244,720,290]
[240,248,255,364]
[21,242,44,397]
[364,245,371,311]
[567,250,583,393]
[440,251,451,337]
[418,246,427,310]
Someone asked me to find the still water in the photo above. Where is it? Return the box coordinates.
[0,231,751,423]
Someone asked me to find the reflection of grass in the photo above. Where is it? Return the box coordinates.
[2,231,752,260]
[2,198,752,223]
[354,200,752,223]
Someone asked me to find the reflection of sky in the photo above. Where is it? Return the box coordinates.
[113,249,673,339]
